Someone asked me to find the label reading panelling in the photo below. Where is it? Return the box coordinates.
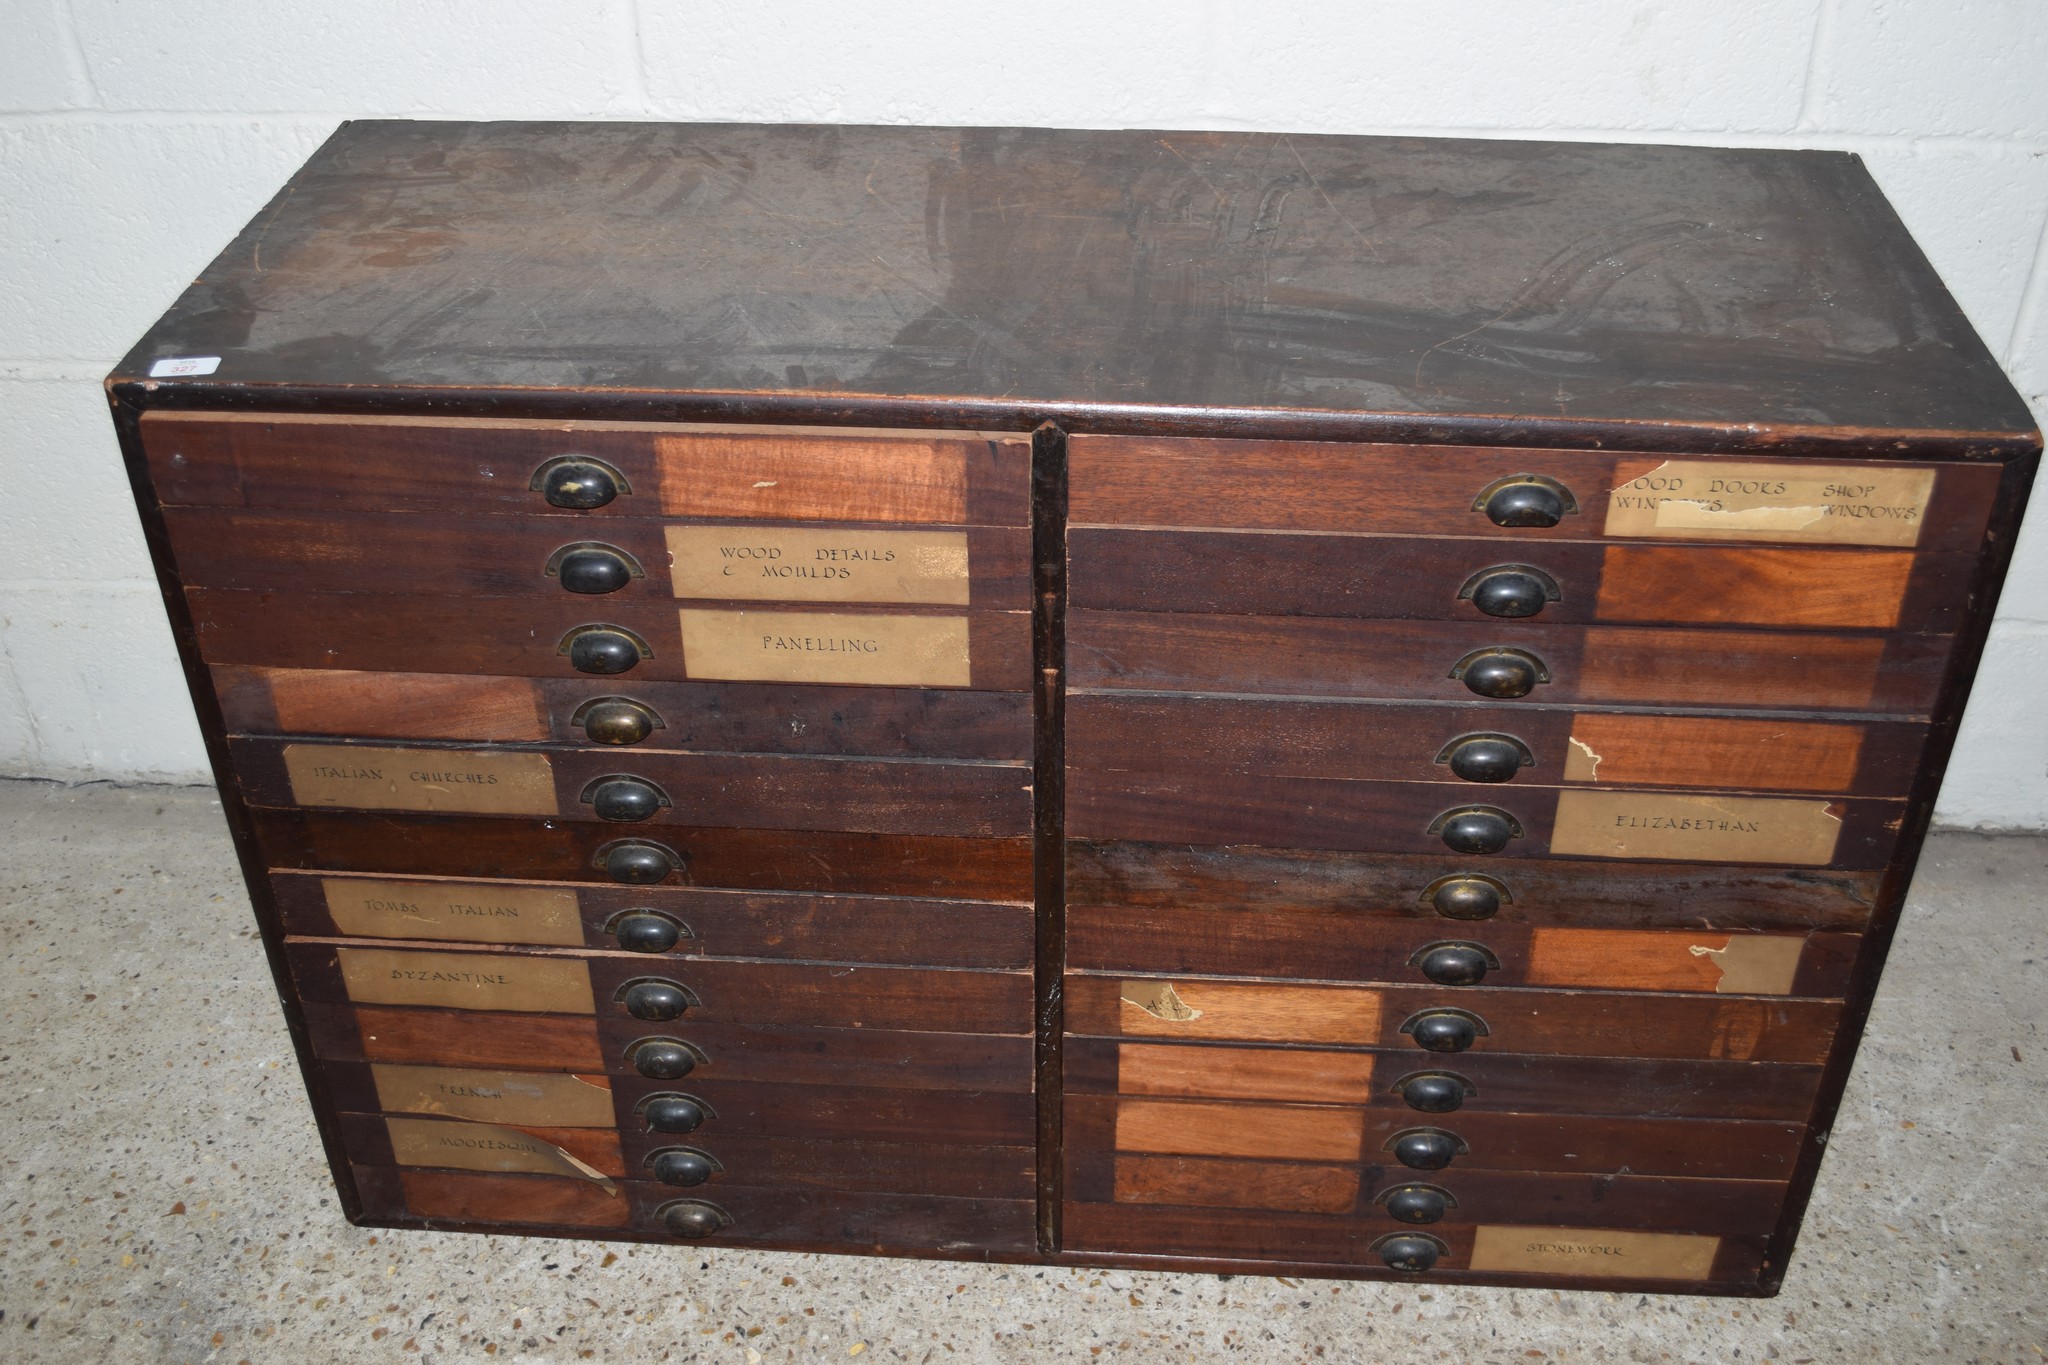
[282,744,556,814]
[383,1117,616,1186]
[679,608,971,686]
[369,1064,615,1127]
[335,947,596,1014]
[1470,1226,1721,1280]
[320,878,583,946]
[667,525,971,604]
[1548,790,1842,865]
[1604,460,1936,546]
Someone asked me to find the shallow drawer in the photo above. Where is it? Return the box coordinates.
[1071,694,1924,796]
[1065,839,1880,932]
[188,589,1030,691]
[230,737,1031,838]
[270,872,1032,966]
[1070,434,1995,553]
[251,808,1035,901]
[1070,609,1948,714]
[1067,905,1860,997]
[1069,770,1901,869]
[1073,528,1968,632]
[214,666,1032,759]
[144,413,1033,526]
[1064,974,1839,1065]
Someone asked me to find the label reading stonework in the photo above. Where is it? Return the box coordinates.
[679,608,971,686]
[1548,790,1842,865]
[321,878,583,946]
[283,744,556,815]
[335,947,596,1014]
[666,525,972,604]
[383,1117,616,1186]
[1470,1226,1721,1280]
[369,1064,615,1127]
[1603,460,1937,546]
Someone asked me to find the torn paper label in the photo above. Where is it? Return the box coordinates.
[1604,460,1935,547]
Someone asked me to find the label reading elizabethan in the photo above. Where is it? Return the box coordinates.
[1469,1226,1721,1279]
[320,878,583,946]
[369,1064,615,1127]
[1603,460,1937,546]
[282,744,556,815]
[678,608,972,686]
[1547,790,1843,865]
[666,526,972,604]
[335,946,596,1014]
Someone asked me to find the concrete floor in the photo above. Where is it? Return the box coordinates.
[0,779,2042,1364]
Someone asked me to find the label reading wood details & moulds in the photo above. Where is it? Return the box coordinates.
[321,878,584,947]
[1469,1226,1722,1280]
[666,525,971,604]
[335,946,596,1014]
[383,1117,617,1187]
[369,1064,615,1128]
[679,608,971,686]
[1604,460,1936,546]
[282,744,556,815]
[1547,791,1842,865]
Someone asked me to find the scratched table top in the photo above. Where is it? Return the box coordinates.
[114,120,2033,447]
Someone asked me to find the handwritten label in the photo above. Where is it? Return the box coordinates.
[1548,790,1843,865]
[667,525,971,604]
[283,744,556,815]
[336,947,595,1014]
[148,356,221,377]
[1470,1226,1721,1280]
[679,608,971,686]
[383,1117,618,1187]
[1604,460,1936,546]
[321,877,583,946]
[369,1064,614,1128]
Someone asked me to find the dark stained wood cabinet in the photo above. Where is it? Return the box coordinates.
[107,120,2039,1296]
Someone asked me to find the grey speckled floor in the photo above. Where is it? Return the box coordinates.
[0,779,2043,1364]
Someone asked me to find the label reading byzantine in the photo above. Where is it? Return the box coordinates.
[369,1064,615,1128]
[1603,460,1936,546]
[282,744,556,815]
[335,946,596,1014]
[1470,1226,1721,1280]
[666,525,971,604]
[383,1116,616,1184]
[679,608,971,686]
[320,877,583,946]
[1548,790,1842,865]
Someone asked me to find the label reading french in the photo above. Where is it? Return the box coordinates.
[1604,460,1936,546]
[679,608,971,686]
[667,525,971,604]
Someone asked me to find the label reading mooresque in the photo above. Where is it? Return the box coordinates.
[368,1064,615,1128]
[1603,460,1936,546]
[1547,790,1843,865]
[383,1116,616,1185]
[320,878,583,946]
[282,744,556,815]
[667,525,971,604]
[679,608,972,686]
[335,946,596,1014]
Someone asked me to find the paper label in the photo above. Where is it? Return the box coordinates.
[148,356,221,377]
[336,947,595,1014]
[369,1064,615,1127]
[679,608,971,686]
[1604,460,1936,546]
[667,525,971,604]
[1548,790,1843,865]
[1470,1226,1721,1280]
[283,744,557,815]
[383,1117,617,1186]
[321,878,583,946]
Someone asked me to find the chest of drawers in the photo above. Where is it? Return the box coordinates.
[108,120,2038,1296]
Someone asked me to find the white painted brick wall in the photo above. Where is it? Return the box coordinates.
[2,0,2046,825]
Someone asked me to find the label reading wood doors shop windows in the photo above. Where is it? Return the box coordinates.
[667,526,971,604]
[1604,461,1936,546]
[282,745,556,815]
[679,609,971,686]
[320,878,584,946]
[1547,791,1843,865]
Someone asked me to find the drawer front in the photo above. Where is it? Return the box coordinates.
[1069,435,1996,552]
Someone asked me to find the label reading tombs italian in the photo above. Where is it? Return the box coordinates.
[1547,790,1842,865]
[679,608,971,686]
[320,878,583,947]
[335,946,596,1014]
[383,1116,616,1185]
[1469,1226,1721,1280]
[666,525,971,604]
[282,744,556,815]
[368,1064,615,1128]
[1603,460,1936,546]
